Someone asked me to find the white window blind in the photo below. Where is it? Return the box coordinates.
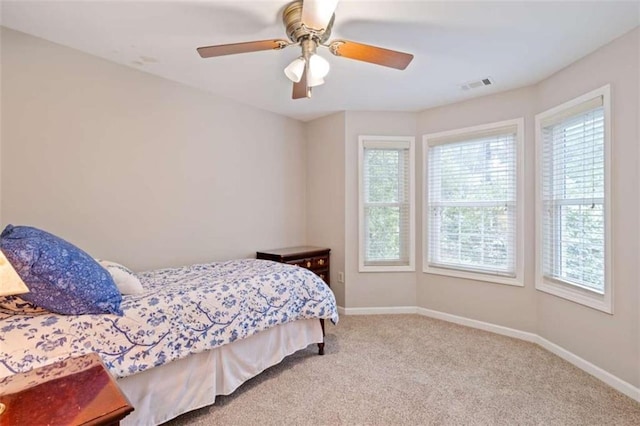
[361,139,412,268]
[541,98,605,293]
[427,127,518,277]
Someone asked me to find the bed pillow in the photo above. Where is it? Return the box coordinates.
[0,224,122,315]
[97,260,144,295]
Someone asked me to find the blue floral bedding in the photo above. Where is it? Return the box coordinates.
[0,259,338,379]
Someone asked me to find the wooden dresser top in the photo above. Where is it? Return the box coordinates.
[0,353,133,426]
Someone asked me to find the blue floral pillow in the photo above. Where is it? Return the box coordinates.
[0,225,122,315]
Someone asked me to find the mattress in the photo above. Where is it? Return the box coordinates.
[0,259,338,379]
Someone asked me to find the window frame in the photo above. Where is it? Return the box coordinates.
[358,135,416,272]
[534,85,612,314]
[422,118,525,286]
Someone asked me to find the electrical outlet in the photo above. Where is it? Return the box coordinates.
[337,272,344,283]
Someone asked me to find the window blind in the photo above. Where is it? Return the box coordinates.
[362,143,410,266]
[427,130,517,276]
[541,99,605,293]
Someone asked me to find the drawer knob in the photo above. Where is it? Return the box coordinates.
[306,261,311,268]
[318,259,325,266]
[320,274,325,280]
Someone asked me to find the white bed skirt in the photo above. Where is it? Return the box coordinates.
[117,318,323,425]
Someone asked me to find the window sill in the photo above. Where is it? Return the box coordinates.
[423,265,523,287]
[360,265,415,273]
[536,278,612,314]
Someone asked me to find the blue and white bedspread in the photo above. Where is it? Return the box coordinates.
[0,259,338,379]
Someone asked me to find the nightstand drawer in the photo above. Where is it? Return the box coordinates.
[315,269,329,283]
[287,255,329,271]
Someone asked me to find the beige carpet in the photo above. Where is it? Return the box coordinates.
[165,315,640,425]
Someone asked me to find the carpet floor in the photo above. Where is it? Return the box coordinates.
[165,315,640,425]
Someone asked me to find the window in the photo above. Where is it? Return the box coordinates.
[535,85,611,313]
[423,119,524,286]
[359,136,415,271]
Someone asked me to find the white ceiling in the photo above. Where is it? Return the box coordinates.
[2,1,639,121]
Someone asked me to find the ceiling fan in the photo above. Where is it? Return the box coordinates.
[197,0,414,99]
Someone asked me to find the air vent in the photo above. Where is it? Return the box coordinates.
[460,77,494,91]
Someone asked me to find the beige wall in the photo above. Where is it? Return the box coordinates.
[416,87,538,333]
[344,111,418,308]
[312,28,639,387]
[415,28,639,386]
[1,28,308,271]
[306,112,346,306]
[534,28,639,387]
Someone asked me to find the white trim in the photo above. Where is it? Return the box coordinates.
[537,88,604,126]
[534,84,613,314]
[536,280,610,312]
[338,306,640,402]
[423,119,521,146]
[359,265,415,273]
[536,335,640,402]
[358,135,416,272]
[340,306,418,315]
[361,139,411,150]
[417,307,638,401]
[416,307,537,342]
[422,118,525,287]
[423,267,523,287]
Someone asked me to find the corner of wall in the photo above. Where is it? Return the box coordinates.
[305,112,348,307]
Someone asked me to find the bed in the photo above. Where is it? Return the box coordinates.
[0,258,339,425]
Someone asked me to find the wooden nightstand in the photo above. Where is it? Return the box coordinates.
[257,246,331,354]
[256,246,331,286]
[0,353,133,426]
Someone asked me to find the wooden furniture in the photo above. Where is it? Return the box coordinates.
[0,353,133,426]
[257,246,331,285]
[257,246,331,355]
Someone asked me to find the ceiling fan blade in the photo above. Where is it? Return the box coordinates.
[197,39,288,58]
[301,0,339,31]
[328,40,414,70]
[292,67,310,99]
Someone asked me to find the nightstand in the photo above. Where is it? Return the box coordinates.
[256,246,330,286]
[257,246,331,354]
[0,353,133,426]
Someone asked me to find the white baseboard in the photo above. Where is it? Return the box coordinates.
[339,306,417,315]
[338,305,640,402]
[535,335,640,402]
[417,307,640,402]
[416,307,538,343]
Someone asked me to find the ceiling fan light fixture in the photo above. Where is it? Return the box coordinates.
[197,0,414,101]
[284,57,306,82]
[308,53,330,79]
[306,73,325,88]
[301,0,339,31]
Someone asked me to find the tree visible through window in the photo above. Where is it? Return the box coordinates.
[542,104,605,292]
[427,131,517,277]
[535,85,611,313]
[364,149,407,262]
[359,136,414,271]
[425,120,522,285]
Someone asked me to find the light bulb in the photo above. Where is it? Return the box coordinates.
[307,73,325,87]
[301,0,339,31]
[308,54,330,79]
[284,57,306,83]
